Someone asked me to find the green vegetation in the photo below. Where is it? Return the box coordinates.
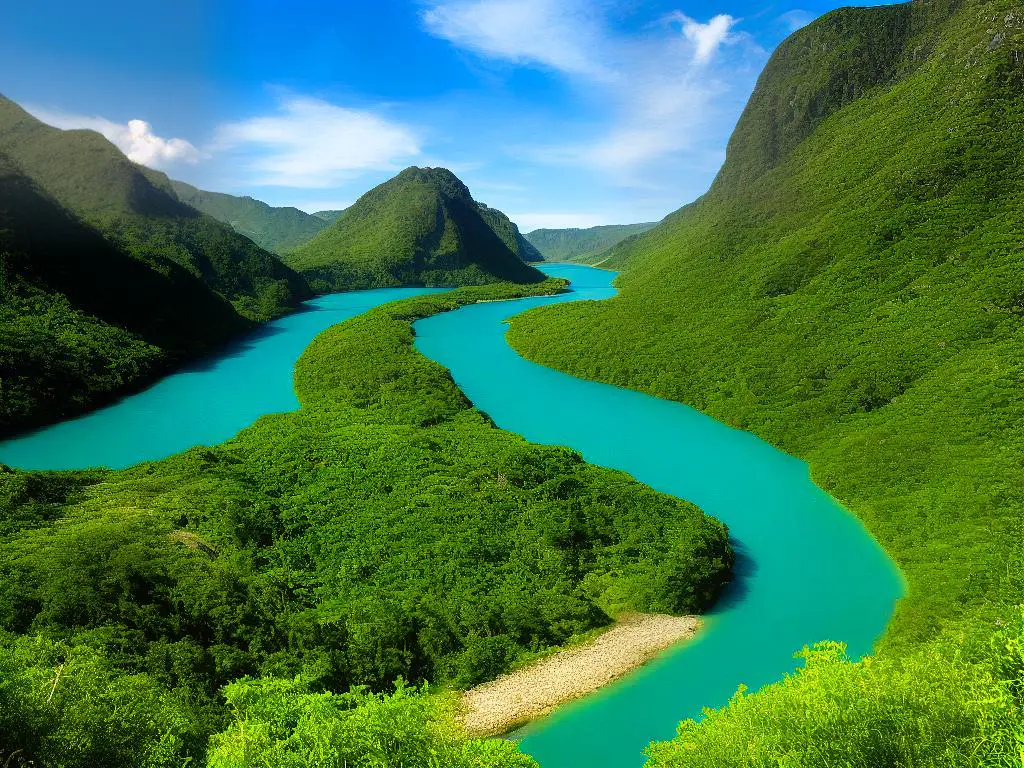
[524,222,658,264]
[170,180,329,255]
[0,279,732,766]
[312,209,348,224]
[0,95,311,321]
[286,167,545,291]
[506,0,1024,761]
[646,615,1024,768]
[0,94,313,435]
[476,203,543,263]
[0,156,251,436]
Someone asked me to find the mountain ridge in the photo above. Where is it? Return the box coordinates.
[286,166,545,291]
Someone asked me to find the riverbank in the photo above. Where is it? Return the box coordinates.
[460,613,701,737]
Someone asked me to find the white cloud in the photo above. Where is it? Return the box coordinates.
[422,0,609,78]
[671,13,739,64]
[214,96,421,188]
[423,2,759,185]
[26,106,201,168]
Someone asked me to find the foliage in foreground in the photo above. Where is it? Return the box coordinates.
[646,612,1024,768]
[207,678,535,768]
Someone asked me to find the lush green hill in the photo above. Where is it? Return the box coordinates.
[525,222,659,263]
[477,202,544,262]
[0,95,311,321]
[509,0,1024,762]
[0,155,253,436]
[0,279,732,767]
[313,208,347,224]
[169,180,328,255]
[285,167,545,291]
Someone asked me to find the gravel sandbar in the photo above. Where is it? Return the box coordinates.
[461,613,700,737]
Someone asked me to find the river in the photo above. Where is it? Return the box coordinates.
[0,265,903,768]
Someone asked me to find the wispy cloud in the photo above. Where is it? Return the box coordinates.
[213,95,421,188]
[422,0,609,78]
[422,0,760,186]
[26,106,201,168]
[669,13,740,64]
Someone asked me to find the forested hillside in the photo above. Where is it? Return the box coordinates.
[525,222,658,263]
[477,203,544,262]
[170,180,328,254]
[0,95,311,321]
[286,167,544,291]
[0,279,733,767]
[508,0,1024,763]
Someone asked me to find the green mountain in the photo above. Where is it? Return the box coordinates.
[477,202,544,262]
[525,222,659,264]
[0,155,249,435]
[285,167,545,291]
[510,0,1024,761]
[0,95,311,321]
[169,180,328,254]
[312,209,347,224]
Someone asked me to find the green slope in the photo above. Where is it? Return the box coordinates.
[313,208,347,224]
[169,180,328,255]
[285,167,545,291]
[509,0,1024,761]
[507,0,1024,760]
[0,156,251,436]
[524,222,659,264]
[0,280,732,767]
[512,0,1024,645]
[477,202,544,262]
[0,95,311,321]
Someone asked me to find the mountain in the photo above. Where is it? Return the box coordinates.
[0,155,250,435]
[169,180,328,254]
[525,222,659,264]
[0,95,312,321]
[512,0,1022,657]
[476,203,544,262]
[313,209,347,224]
[285,167,545,291]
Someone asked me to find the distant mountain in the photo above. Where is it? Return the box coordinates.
[524,222,659,264]
[169,180,328,255]
[476,203,544,263]
[0,95,311,322]
[312,209,347,224]
[285,167,545,291]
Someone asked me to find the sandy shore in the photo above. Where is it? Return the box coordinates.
[460,613,700,737]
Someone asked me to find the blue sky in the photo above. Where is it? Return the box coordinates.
[2,0,862,230]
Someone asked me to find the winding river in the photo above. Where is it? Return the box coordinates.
[414,264,903,767]
[0,264,903,768]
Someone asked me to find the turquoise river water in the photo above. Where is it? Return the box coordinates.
[0,264,903,768]
[414,264,904,767]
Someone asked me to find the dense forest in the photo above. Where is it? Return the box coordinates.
[508,0,1024,763]
[0,278,733,767]
[475,203,544,263]
[524,222,658,264]
[286,167,545,291]
[170,180,329,255]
